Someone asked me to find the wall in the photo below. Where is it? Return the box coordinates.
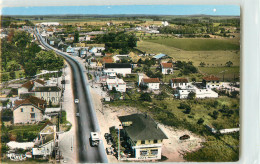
[103,68,131,77]
[13,105,43,124]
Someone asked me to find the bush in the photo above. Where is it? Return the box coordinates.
[197,118,204,124]
[139,93,152,102]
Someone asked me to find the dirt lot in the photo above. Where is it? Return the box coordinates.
[90,86,205,162]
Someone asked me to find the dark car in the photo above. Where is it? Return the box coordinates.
[179,135,190,140]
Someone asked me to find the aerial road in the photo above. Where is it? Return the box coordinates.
[34,27,108,163]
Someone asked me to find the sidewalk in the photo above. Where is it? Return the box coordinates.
[58,61,78,164]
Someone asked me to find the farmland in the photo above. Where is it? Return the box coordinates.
[137,41,240,67]
[144,37,240,51]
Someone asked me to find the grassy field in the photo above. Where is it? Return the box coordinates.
[144,37,240,51]
[137,41,240,66]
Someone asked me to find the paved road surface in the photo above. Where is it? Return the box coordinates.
[34,28,108,163]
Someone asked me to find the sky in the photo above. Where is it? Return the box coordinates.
[1,5,240,16]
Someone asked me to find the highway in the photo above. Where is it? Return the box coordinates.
[34,27,108,163]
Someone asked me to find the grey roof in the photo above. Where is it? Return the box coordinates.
[34,86,61,92]
[118,114,168,141]
[105,63,131,69]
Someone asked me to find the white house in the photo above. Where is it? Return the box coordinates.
[178,88,218,99]
[202,76,221,89]
[141,78,160,90]
[161,63,173,74]
[118,114,168,160]
[106,78,126,92]
[103,63,132,77]
[162,21,169,26]
[13,96,46,124]
[170,78,189,89]
[32,121,57,157]
[34,86,61,105]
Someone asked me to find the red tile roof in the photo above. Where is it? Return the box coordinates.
[14,96,46,109]
[171,78,188,83]
[21,81,34,90]
[161,63,173,68]
[203,76,220,81]
[102,57,113,63]
[142,78,160,83]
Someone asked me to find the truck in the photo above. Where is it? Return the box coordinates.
[90,132,100,147]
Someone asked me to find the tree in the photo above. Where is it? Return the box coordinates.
[187,91,196,100]
[2,74,9,81]
[24,62,37,77]
[139,84,148,91]
[9,71,16,79]
[225,61,233,67]
[197,118,204,124]
[199,62,206,67]
[74,30,79,43]
[140,93,152,102]
[212,111,219,119]
[230,90,239,98]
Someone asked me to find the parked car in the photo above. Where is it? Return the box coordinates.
[179,134,190,140]
[106,147,114,155]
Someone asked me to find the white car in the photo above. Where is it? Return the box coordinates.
[74,99,79,103]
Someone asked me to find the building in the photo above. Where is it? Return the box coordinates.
[103,63,132,77]
[202,76,221,89]
[141,78,160,90]
[118,114,168,160]
[161,63,173,74]
[178,88,218,99]
[170,78,189,89]
[153,53,166,60]
[32,121,57,158]
[18,80,45,96]
[34,86,61,105]
[162,21,169,26]
[106,78,126,92]
[13,96,46,124]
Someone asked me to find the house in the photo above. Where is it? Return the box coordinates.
[18,81,34,96]
[13,96,46,124]
[106,78,126,92]
[202,76,221,89]
[162,21,169,26]
[102,57,114,64]
[118,114,168,160]
[34,86,61,105]
[141,78,160,90]
[103,63,132,77]
[32,121,57,158]
[18,80,45,96]
[170,78,189,89]
[161,63,173,74]
[178,88,218,99]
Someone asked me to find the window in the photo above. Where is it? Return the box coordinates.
[141,140,145,144]
[154,140,158,143]
[151,149,158,155]
[31,108,34,112]
[30,113,35,118]
[52,97,55,102]
[20,108,23,112]
[140,151,148,156]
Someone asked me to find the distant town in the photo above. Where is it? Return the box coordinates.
[0,15,240,163]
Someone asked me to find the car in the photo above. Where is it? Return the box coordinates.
[179,134,190,140]
[74,99,79,103]
[106,147,114,155]
[76,113,80,117]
